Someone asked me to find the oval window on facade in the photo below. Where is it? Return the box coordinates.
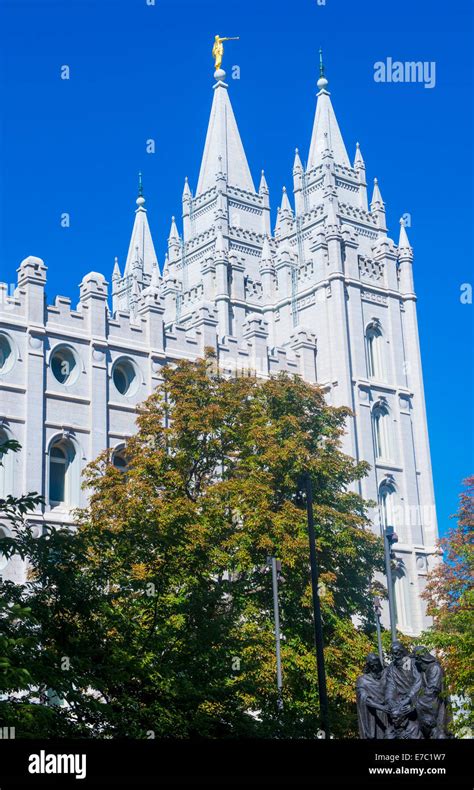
[51,346,79,386]
[0,334,13,374]
[112,358,138,397]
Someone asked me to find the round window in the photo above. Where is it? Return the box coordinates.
[51,346,78,385]
[112,359,137,396]
[0,335,13,374]
[113,451,128,470]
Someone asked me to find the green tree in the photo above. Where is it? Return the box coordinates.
[0,356,384,737]
[422,476,474,736]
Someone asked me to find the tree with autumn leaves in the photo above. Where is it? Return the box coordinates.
[1,355,388,738]
[421,476,474,736]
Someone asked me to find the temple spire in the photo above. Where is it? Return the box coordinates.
[398,218,412,253]
[370,177,384,209]
[196,67,255,196]
[307,53,350,170]
[123,174,159,277]
[182,176,192,199]
[293,148,303,173]
[259,169,269,195]
[280,186,293,216]
[354,142,365,169]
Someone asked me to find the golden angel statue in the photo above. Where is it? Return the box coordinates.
[212,34,240,70]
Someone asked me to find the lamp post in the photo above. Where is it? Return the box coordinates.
[373,596,383,664]
[267,556,283,710]
[383,525,398,642]
[304,473,330,738]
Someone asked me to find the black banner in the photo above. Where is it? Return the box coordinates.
[0,738,471,788]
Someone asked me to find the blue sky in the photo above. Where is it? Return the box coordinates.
[0,0,472,537]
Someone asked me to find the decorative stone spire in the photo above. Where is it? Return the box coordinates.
[151,261,161,288]
[123,174,159,277]
[259,170,269,195]
[398,218,414,295]
[275,187,294,237]
[162,252,170,280]
[370,177,387,232]
[182,176,192,200]
[129,276,140,315]
[353,142,368,211]
[168,216,181,268]
[196,67,255,196]
[354,142,365,170]
[168,216,180,244]
[280,186,293,216]
[398,218,413,257]
[112,257,121,280]
[293,148,303,174]
[307,51,350,170]
[370,177,384,209]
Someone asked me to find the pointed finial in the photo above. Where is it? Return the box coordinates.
[168,216,180,244]
[136,171,145,207]
[151,261,161,288]
[280,186,293,215]
[317,47,329,91]
[163,252,170,278]
[259,170,269,195]
[293,148,303,173]
[398,217,412,251]
[183,176,192,199]
[354,141,365,168]
[371,177,384,208]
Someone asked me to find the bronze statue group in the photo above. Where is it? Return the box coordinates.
[356,643,450,739]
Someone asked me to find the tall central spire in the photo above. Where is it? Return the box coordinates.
[196,66,255,196]
[307,51,350,169]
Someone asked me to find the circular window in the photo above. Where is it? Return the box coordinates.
[51,346,78,385]
[112,359,138,396]
[113,451,128,470]
[0,335,13,374]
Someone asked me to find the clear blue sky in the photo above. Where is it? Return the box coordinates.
[0,0,472,537]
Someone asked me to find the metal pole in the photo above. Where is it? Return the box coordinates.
[270,556,283,710]
[383,527,397,643]
[374,597,383,664]
[305,473,330,738]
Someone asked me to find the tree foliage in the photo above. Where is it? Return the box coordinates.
[0,356,385,737]
[422,476,474,736]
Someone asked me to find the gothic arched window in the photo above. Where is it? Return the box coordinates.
[373,403,392,461]
[366,321,384,380]
[49,438,77,507]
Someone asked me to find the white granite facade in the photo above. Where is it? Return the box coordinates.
[0,65,439,635]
